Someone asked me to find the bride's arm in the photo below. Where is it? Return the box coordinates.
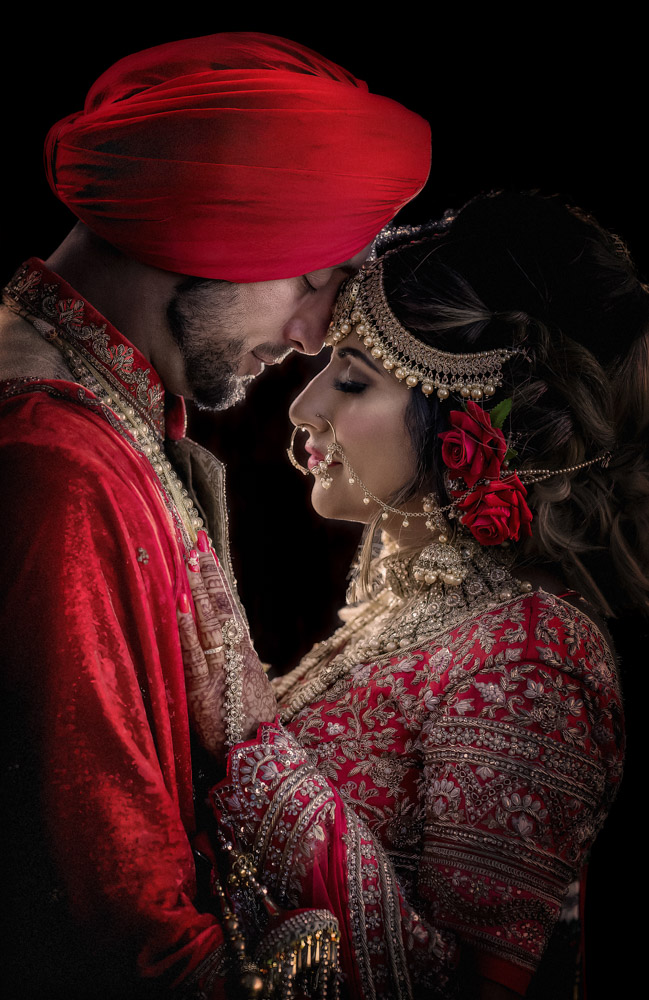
[415,593,623,996]
[211,718,458,1000]
[177,545,458,998]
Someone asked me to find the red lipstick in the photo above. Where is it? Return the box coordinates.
[305,444,340,471]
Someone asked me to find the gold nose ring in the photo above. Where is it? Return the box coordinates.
[287,425,309,475]
[316,413,339,448]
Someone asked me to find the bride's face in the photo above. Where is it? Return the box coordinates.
[289,344,419,527]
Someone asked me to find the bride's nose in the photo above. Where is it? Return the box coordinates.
[289,372,329,431]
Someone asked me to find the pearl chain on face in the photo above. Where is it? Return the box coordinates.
[297,421,472,589]
[309,418,436,526]
[308,422,468,573]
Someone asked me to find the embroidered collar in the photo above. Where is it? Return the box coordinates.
[2,258,186,441]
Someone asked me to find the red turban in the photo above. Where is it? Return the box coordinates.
[44,33,431,281]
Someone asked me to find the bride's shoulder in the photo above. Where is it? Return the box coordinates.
[417,587,619,694]
[412,588,622,755]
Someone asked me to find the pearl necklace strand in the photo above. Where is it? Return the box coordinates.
[60,338,206,547]
[2,290,205,548]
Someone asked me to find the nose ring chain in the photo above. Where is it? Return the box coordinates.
[288,417,438,529]
[287,420,342,488]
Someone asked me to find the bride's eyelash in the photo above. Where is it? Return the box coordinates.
[333,377,367,394]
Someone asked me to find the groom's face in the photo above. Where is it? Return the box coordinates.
[166,246,372,410]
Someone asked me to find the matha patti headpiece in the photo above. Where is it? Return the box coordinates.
[325,257,520,401]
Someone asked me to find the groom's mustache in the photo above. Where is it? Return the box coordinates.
[253,343,296,365]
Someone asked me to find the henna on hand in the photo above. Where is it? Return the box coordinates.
[177,588,227,755]
[241,648,277,739]
[177,540,277,760]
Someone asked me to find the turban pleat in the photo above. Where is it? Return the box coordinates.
[45,33,431,281]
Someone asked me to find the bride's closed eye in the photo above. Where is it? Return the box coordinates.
[332,376,367,394]
[331,347,373,393]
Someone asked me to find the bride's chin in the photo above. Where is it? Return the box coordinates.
[309,483,370,525]
[309,484,338,519]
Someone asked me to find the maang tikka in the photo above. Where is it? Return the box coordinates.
[326,258,522,402]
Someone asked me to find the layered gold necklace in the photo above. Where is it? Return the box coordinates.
[59,337,205,548]
[278,536,531,722]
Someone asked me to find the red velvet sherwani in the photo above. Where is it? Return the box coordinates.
[1,261,226,998]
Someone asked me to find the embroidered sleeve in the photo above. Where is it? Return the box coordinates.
[417,595,623,992]
[212,722,458,1000]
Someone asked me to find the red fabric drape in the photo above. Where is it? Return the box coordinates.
[1,381,225,994]
[1,259,228,995]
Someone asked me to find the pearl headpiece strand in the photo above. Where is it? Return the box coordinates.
[325,258,522,401]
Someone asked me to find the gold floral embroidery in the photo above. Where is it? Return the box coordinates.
[279,591,622,977]
[5,262,165,433]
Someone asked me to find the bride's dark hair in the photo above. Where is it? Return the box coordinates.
[370,190,649,616]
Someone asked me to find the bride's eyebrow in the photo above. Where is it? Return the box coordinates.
[337,346,383,375]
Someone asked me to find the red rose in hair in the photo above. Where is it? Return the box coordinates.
[454,474,533,545]
[439,401,507,487]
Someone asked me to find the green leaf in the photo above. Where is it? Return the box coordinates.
[504,446,518,464]
[489,397,512,429]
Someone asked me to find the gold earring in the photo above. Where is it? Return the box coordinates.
[412,495,467,587]
[287,425,310,476]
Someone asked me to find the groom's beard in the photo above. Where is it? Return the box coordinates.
[167,277,254,411]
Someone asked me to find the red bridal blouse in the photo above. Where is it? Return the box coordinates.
[215,591,623,997]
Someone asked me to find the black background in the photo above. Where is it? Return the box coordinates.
[2,13,643,996]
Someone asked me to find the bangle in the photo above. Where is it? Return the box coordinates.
[222,617,245,748]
